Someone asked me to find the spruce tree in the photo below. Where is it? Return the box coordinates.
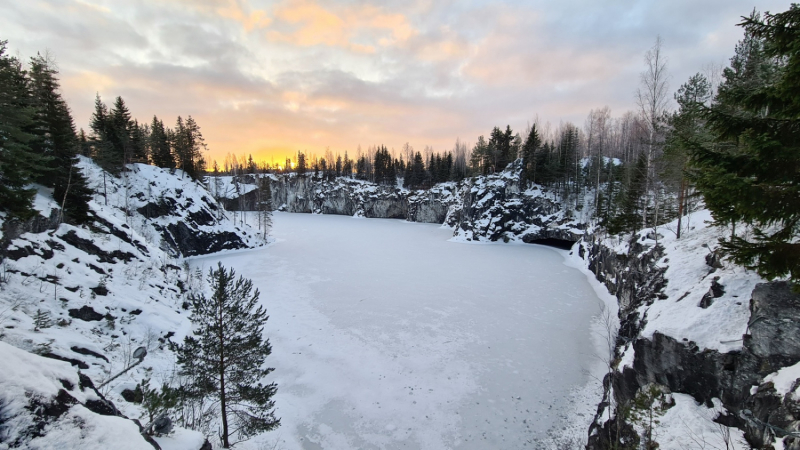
[28,54,92,224]
[409,152,425,189]
[521,125,541,185]
[296,151,307,175]
[177,263,279,448]
[689,6,800,286]
[0,41,49,219]
[109,96,133,169]
[150,116,174,169]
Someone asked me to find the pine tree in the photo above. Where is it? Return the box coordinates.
[689,6,800,287]
[664,73,712,238]
[256,176,273,239]
[409,152,425,189]
[608,152,648,234]
[130,119,147,163]
[470,136,489,175]
[177,263,279,448]
[89,94,121,174]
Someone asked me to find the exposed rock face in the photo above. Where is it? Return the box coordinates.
[224,165,587,244]
[0,209,61,242]
[584,236,800,449]
[263,174,460,223]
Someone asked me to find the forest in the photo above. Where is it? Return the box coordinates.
[1,6,799,288]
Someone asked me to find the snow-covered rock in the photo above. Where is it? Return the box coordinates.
[218,173,462,224]
[578,212,800,449]
[218,162,588,245]
[0,340,157,449]
[447,163,587,244]
[0,158,265,450]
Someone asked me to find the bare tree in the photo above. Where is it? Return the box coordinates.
[636,35,670,228]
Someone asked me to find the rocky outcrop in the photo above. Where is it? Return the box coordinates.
[0,342,159,449]
[448,163,586,244]
[245,174,461,224]
[584,233,800,449]
[221,165,587,243]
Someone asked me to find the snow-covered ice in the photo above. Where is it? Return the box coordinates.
[191,212,608,449]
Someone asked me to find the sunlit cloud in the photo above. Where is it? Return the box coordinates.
[1,0,794,166]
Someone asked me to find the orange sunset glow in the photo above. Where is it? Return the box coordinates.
[2,0,792,166]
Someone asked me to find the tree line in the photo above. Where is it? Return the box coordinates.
[87,95,208,181]
[0,40,214,223]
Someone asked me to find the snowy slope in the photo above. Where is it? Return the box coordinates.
[573,209,800,449]
[0,159,264,449]
[604,209,762,355]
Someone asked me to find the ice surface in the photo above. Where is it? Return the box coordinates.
[190,212,607,449]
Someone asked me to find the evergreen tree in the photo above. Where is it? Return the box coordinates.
[33,308,52,331]
[77,128,91,156]
[608,152,648,234]
[174,116,207,180]
[256,176,273,239]
[130,119,147,163]
[689,6,800,286]
[109,96,133,168]
[342,152,352,178]
[89,94,123,174]
[0,41,49,219]
[355,155,367,180]
[296,151,307,175]
[470,136,489,175]
[409,151,426,189]
[150,116,174,169]
[521,124,541,185]
[176,263,280,448]
[664,73,712,238]
[27,54,92,224]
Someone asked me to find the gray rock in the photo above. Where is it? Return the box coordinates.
[748,282,800,365]
[152,414,172,435]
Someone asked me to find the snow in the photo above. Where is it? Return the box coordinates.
[189,212,608,449]
[0,158,266,449]
[763,361,800,398]
[0,340,85,406]
[206,175,258,200]
[25,405,152,450]
[154,428,207,450]
[640,394,747,450]
[595,209,763,353]
[0,342,153,450]
[32,185,58,217]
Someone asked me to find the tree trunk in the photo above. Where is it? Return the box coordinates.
[219,300,229,448]
[676,177,685,239]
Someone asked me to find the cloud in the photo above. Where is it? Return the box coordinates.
[1,0,794,165]
[264,0,417,54]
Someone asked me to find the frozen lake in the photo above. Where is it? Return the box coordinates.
[191,212,606,449]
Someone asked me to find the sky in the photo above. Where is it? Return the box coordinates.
[1,0,792,165]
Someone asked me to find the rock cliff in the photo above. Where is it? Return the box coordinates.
[218,164,587,244]
[581,219,800,449]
